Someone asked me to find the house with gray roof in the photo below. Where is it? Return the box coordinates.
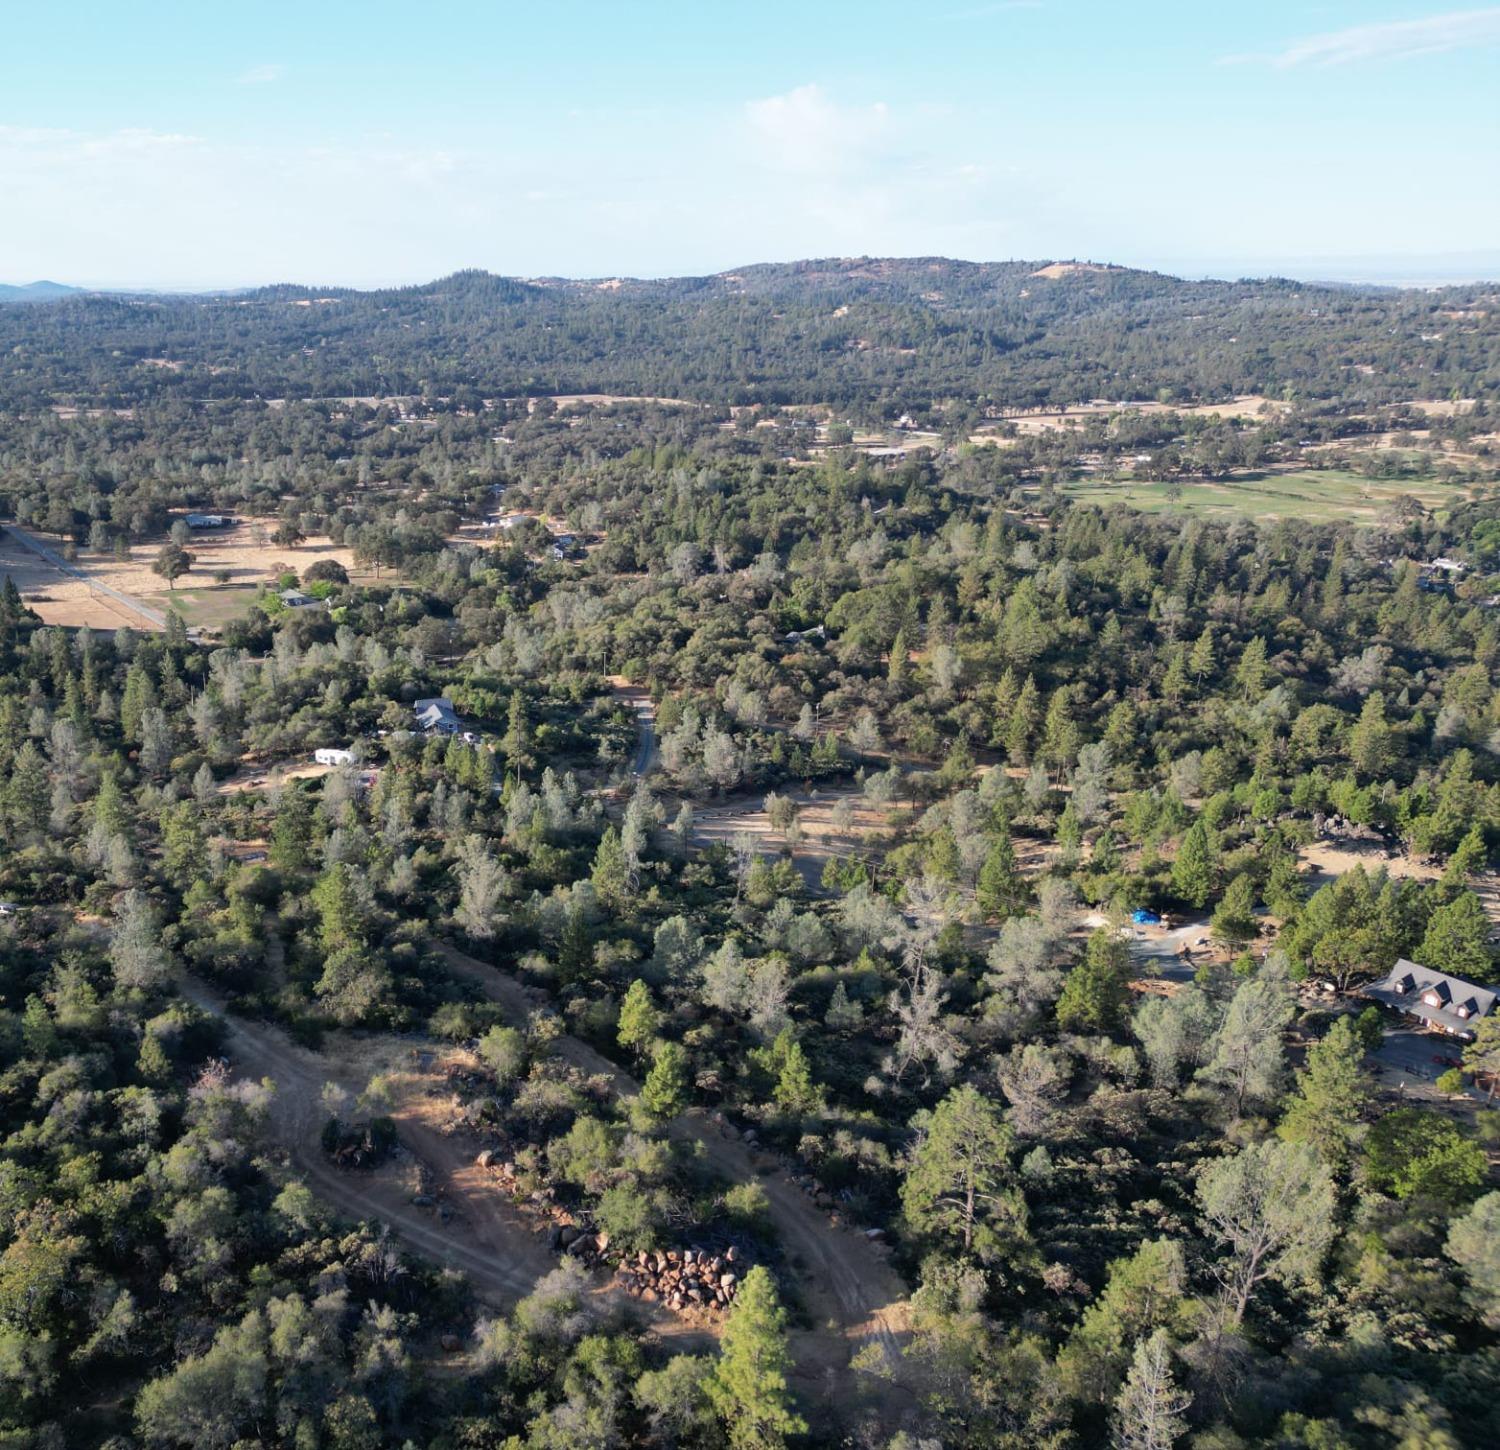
[413,697,463,735]
[1362,958,1498,1039]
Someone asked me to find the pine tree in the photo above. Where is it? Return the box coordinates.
[313,862,363,953]
[977,833,1027,920]
[901,1084,1023,1256]
[1056,928,1132,1032]
[1209,874,1257,945]
[270,786,314,872]
[1170,820,1217,908]
[1188,627,1216,684]
[591,826,630,907]
[888,625,909,686]
[640,1040,690,1119]
[706,1266,806,1450]
[772,1035,821,1116]
[1441,824,1488,891]
[120,662,157,744]
[1004,674,1041,765]
[1278,1016,1372,1173]
[1417,891,1493,978]
[1041,686,1079,773]
[502,690,533,778]
[1112,1330,1191,1450]
[617,979,661,1059]
[1235,636,1269,699]
[1348,692,1392,780]
[5,741,49,835]
[1161,646,1189,705]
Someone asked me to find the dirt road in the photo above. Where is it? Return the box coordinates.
[435,942,911,1368]
[178,977,556,1304]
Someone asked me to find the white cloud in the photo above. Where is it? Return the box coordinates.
[1260,7,1500,67]
[743,84,892,177]
[235,63,285,85]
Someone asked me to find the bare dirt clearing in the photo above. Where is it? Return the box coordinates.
[2,519,365,631]
[434,943,912,1374]
[688,785,891,890]
[978,395,1288,437]
[0,532,152,629]
[181,976,709,1344]
[177,978,556,1306]
[1029,262,1122,279]
[101,520,356,595]
[1298,837,1439,893]
[215,759,341,796]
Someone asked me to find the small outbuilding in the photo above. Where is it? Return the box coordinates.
[314,748,355,766]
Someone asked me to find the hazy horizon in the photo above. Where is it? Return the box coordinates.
[3,2,1497,292]
[8,248,1500,297]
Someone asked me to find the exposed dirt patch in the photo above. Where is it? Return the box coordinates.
[215,760,340,797]
[687,785,890,890]
[1030,262,1121,279]
[0,534,152,629]
[434,943,912,1376]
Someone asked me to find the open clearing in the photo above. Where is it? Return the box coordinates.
[94,520,358,594]
[688,785,892,891]
[1,518,378,632]
[1062,468,1460,523]
[0,531,156,629]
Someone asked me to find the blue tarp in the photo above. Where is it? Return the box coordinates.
[1131,909,1162,926]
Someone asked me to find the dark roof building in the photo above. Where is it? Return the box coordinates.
[1362,958,1498,1038]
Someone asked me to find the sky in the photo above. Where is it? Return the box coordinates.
[1,1,1497,289]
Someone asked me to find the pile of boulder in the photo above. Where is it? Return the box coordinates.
[1312,812,1391,846]
[473,1147,748,1319]
[613,1246,741,1314]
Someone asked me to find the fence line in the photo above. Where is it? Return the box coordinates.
[2,525,168,629]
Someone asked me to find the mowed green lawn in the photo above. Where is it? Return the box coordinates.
[1063,469,1463,523]
[144,584,260,629]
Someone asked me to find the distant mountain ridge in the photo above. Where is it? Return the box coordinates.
[0,280,82,304]
[0,258,1495,410]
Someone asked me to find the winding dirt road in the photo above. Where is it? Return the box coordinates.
[435,942,911,1367]
[178,977,556,1304]
[181,680,910,1389]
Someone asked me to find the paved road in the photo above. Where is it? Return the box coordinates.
[2,524,167,629]
[607,677,657,777]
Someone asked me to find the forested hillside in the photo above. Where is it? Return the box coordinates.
[1,260,1500,1447]
[1,259,1497,412]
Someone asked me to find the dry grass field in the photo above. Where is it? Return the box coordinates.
[1,519,364,631]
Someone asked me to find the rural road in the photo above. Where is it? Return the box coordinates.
[2,523,167,629]
[607,676,657,777]
[177,976,555,1305]
[435,941,911,1369]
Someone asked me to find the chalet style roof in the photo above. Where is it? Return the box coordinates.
[1362,958,1498,1036]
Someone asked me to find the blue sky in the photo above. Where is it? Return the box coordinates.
[2,1,1497,288]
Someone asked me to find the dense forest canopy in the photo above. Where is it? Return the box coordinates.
[1,257,1500,1448]
[1,258,1497,413]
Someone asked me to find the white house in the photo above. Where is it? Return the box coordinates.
[314,748,355,766]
